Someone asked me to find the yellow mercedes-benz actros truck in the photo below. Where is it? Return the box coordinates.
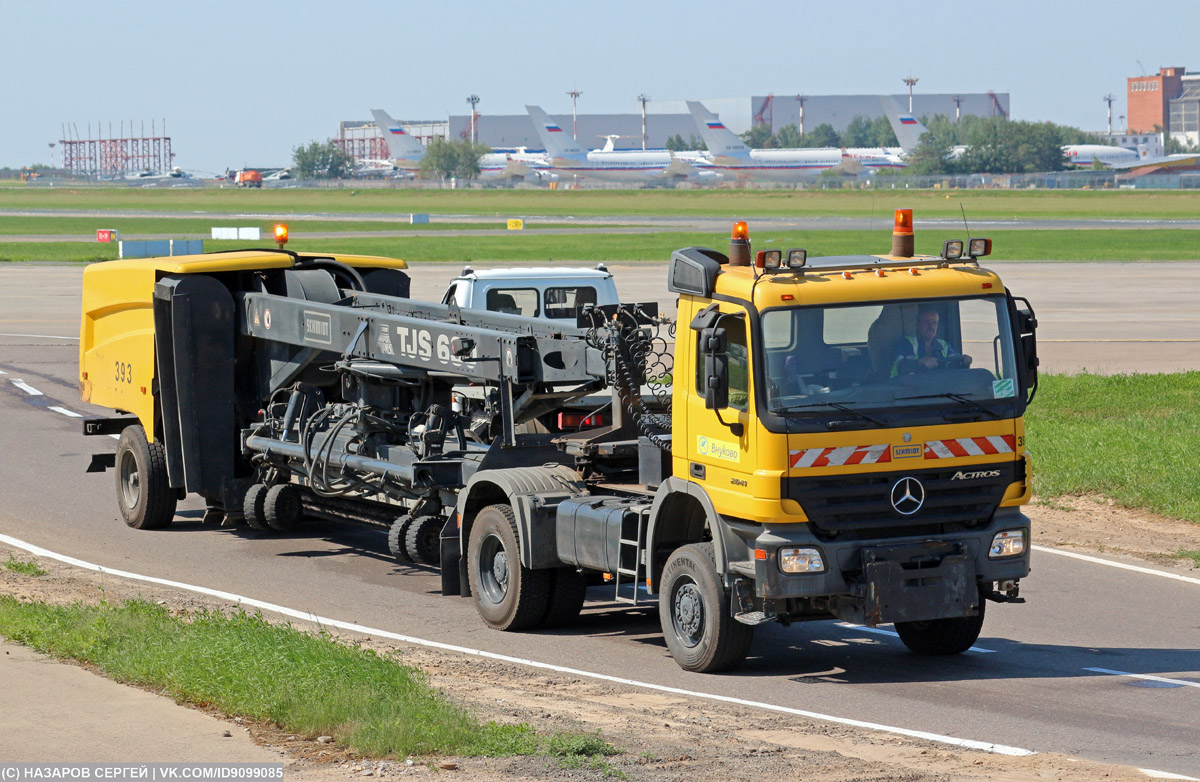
[81,210,1037,673]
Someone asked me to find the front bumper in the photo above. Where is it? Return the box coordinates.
[744,507,1030,624]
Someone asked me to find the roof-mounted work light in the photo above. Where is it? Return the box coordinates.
[942,239,964,260]
[968,237,993,258]
[274,223,289,248]
[755,249,783,271]
[786,248,807,269]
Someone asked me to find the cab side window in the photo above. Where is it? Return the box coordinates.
[695,314,749,411]
[544,286,597,319]
[486,288,539,317]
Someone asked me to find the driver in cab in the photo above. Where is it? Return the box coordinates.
[892,308,971,376]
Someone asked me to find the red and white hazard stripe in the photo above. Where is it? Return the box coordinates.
[924,435,1016,460]
[790,444,891,469]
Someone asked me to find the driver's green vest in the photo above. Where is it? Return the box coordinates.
[891,336,951,377]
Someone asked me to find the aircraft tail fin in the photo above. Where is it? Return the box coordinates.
[686,101,749,156]
[526,105,585,157]
[880,96,928,154]
[371,109,425,162]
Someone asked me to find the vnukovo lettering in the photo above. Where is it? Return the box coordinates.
[697,435,740,463]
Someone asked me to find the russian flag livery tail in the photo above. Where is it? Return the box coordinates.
[686,101,749,158]
[371,109,426,163]
[525,105,586,158]
[879,96,929,154]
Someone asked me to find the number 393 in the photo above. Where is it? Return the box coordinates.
[114,361,133,383]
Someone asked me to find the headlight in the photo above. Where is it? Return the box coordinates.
[779,547,825,574]
[989,529,1026,558]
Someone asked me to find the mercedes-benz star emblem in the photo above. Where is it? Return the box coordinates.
[890,477,925,516]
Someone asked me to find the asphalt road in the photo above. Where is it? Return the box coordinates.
[1,264,1198,776]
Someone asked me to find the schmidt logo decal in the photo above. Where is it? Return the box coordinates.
[890,477,925,516]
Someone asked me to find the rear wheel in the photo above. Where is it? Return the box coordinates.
[387,515,415,563]
[894,589,986,655]
[242,484,271,532]
[115,425,176,530]
[405,515,442,565]
[467,504,551,631]
[263,484,302,532]
[658,543,754,673]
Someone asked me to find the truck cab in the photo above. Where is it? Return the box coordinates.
[651,212,1036,667]
[442,265,618,320]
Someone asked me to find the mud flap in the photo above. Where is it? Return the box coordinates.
[862,542,976,625]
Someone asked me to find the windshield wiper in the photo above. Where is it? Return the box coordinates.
[777,401,889,428]
[896,392,1002,419]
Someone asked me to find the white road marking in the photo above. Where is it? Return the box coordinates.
[1084,668,1200,689]
[0,332,79,340]
[1139,769,1199,780]
[0,368,6,374]
[1033,545,1200,587]
[48,406,83,418]
[834,622,996,653]
[11,379,43,396]
[0,532,1034,758]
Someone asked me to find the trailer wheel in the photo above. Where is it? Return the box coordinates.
[541,567,587,628]
[263,484,302,532]
[242,484,271,532]
[115,425,177,530]
[658,543,754,673]
[387,515,415,563]
[894,588,986,655]
[467,503,551,631]
[405,515,442,566]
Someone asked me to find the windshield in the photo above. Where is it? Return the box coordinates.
[762,296,1019,415]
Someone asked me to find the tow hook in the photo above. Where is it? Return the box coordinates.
[983,580,1025,604]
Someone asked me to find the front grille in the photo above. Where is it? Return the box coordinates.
[782,460,1021,540]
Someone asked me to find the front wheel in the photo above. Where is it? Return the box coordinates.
[115,425,176,530]
[467,504,551,631]
[658,543,754,673]
[894,589,986,655]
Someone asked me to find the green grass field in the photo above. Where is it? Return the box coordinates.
[1026,373,1200,524]
[4,184,1200,219]
[5,227,1198,264]
[0,597,618,768]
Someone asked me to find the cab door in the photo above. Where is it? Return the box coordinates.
[684,302,758,519]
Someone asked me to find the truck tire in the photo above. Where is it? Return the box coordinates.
[467,503,551,631]
[242,484,271,532]
[387,515,415,563]
[405,515,442,565]
[263,484,302,532]
[541,567,587,628]
[115,425,177,530]
[894,588,986,655]
[658,543,754,673]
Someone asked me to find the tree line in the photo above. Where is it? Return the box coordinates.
[291,138,489,182]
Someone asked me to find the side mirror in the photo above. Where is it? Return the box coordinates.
[702,326,728,411]
[450,336,475,359]
[1014,302,1038,400]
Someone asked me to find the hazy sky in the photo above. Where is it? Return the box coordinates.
[4,0,1197,174]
